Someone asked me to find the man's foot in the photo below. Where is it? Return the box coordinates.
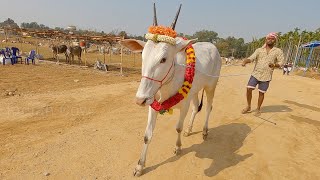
[241,106,252,114]
[254,109,262,116]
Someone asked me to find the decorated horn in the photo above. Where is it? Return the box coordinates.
[153,3,158,26]
[170,4,182,30]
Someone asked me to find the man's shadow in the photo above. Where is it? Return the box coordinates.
[261,105,292,113]
[144,123,253,177]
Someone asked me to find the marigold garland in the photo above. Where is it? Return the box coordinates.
[145,26,178,45]
[148,26,177,38]
[150,44,195,114]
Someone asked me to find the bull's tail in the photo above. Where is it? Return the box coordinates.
[198,89,205,112]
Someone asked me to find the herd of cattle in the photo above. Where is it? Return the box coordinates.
[50,45,82,64]
[50,44,132,65]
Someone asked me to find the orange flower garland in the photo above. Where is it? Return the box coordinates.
[148,26,177,38]
[150,43,195,114]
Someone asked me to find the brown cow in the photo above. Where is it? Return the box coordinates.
[67,46,82,65]
[50,44,68,62]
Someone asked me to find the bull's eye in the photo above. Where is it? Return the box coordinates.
[160,58,166,63]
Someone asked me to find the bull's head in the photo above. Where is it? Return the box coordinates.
[120,3,195,106]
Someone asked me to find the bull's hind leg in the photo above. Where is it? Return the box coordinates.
[133,107,158,177]
[202,86,217,140]
[184,95,199,137]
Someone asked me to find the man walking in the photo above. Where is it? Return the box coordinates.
[241,32,284,115]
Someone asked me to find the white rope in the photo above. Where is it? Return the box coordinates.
[175,63,251,78]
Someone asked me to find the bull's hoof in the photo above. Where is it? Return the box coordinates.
[133,165,143,177]
[183,131,190,137]
[183,127,192,137]
[174,147,181,155]
[202,133,208,140]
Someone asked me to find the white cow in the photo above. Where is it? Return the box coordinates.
[120,3,222,176]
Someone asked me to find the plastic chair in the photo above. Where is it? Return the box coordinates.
[1,49,13,65]
[25,50,36,65]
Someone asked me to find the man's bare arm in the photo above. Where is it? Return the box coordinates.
[242,59,252,66]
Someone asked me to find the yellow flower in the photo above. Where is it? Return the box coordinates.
[168,108,173,115]
[183,81,191,86]
[187,59,195,64]
[186,48,194,53]
[189,54,195,59]
[178,89,188,98]
[182,86,190,93]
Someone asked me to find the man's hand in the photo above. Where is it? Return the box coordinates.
[242,59,250,67]
[269,63,280,69]
[268,63,275,68]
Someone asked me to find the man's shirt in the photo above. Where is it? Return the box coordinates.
[248,46,284,81]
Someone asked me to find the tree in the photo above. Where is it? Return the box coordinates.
[118,31,128,38]
[215,36,247,58]
[21,21,49,29]
[191,30,218,43]
[55,27,64,31]
[0,18,19,28]
[127,34,145,41]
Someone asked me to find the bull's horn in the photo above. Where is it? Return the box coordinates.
[170,4,182,30]
[153,3,158,26]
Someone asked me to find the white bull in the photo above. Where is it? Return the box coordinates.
[120,3,222,177]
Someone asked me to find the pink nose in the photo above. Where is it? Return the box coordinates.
[135,97,147,106]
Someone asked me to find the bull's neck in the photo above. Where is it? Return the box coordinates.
[158,53,186,102]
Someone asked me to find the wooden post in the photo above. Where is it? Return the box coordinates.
[56,42,59,63]
[120,45,123,74]
[103,45,106,64]
[133,53,136,67]
[20,38,23,52]
[84,52,87,67]
[109,45,112,63]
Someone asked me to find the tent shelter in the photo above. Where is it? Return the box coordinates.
[294,41,320,71]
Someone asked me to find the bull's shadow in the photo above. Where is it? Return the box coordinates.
[144,123,252,177]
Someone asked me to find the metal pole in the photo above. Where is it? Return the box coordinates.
[304,45,315,76]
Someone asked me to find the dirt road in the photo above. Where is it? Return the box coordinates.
[1,63,319,179]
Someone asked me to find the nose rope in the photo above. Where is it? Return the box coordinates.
[175,63,251,78]
[141,60,175,86]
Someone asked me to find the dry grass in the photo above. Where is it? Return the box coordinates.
[294,69,320,80]
[0,36,142,70]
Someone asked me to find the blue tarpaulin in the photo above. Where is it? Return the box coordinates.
[294,41,320,72]
[301,41,320,48]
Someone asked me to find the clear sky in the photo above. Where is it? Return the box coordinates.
[1,0,319,42]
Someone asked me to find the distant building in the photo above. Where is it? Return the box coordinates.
[67,25,76,31]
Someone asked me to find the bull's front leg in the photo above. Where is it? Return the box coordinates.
[174,100,191,155]
[133,107,158,177]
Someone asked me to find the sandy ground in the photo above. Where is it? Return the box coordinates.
[0,62,320,180]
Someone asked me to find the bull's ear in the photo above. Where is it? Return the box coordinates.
[175,37,198,52]
[119,39,145,53]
